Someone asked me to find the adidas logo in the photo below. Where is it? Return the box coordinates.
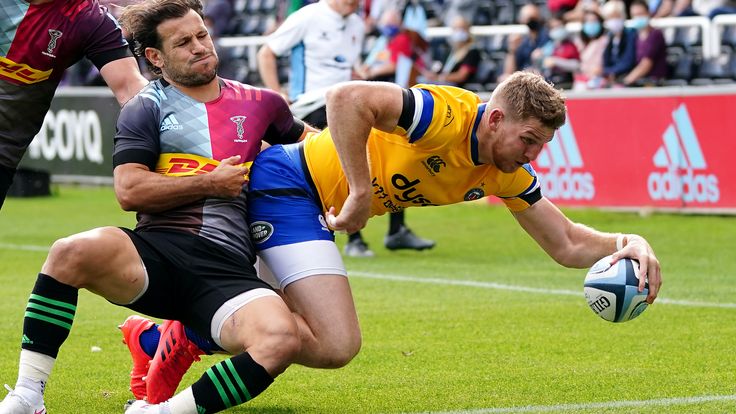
[21,334,33,345]
[534,119,595,200]
[648,104,720,203]
[160,114,183,132]
[197,405,206,414]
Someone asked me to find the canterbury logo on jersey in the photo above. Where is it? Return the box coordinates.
[422,155,446,176]
[155,153,252,177]
[0,56,53,84]
[160,114,183,131]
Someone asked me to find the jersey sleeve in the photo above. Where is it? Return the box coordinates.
[261,89,305,145]
[394,84,477,149]
[83,5,133,70]
[497,164,543,212]
[113,95,161,170]
[265,7,311,56]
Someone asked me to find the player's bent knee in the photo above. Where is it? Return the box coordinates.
[321,331,361,368]
[249,316,301,375]
[43,236,94,287]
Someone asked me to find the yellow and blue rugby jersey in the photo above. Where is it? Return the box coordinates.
[303,84,542,217]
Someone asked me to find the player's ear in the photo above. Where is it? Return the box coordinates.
[145,47,164,71]
[487,108,503,131]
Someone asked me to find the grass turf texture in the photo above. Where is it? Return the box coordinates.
[0,186,734,413]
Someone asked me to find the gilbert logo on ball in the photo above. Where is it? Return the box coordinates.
[584,256,649,323]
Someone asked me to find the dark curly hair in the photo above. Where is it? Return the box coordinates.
[119,0,204,75]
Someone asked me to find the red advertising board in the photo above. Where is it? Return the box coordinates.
[528,90,736,212]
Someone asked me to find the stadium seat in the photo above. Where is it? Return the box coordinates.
[494,0,516,25]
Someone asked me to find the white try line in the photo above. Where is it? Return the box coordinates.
[402,394,736,414]
[350,271,736,309]
[1,242,734,309]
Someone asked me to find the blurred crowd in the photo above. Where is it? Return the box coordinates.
[63,0,736,91]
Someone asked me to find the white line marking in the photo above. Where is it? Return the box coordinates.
[0,243,49,252]
[351,271,736,309]
[1,243,734,309]
[404,394,736,414]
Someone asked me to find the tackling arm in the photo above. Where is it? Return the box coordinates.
[114,155,247,213]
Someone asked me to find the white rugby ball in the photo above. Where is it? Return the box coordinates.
[583,256,649,323]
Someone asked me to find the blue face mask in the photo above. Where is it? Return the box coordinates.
[582,21,602,38]
[630,16,650,31]
[380,25,400,38]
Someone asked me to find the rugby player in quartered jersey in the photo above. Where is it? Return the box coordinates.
[114,77,305,260]
[0,0,147,209]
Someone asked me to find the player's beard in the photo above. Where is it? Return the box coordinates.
[164,53,219,87]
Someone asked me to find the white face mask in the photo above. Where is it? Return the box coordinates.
[549,27,569,42]
[605,18,625,34]
[450,29,469,44]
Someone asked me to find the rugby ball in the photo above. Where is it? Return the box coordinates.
[583,256,649,323]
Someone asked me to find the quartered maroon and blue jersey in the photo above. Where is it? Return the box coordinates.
[0,0,131,168]
[114,78,304,261]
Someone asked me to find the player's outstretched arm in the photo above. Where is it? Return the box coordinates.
[323,81,404,233]
[512,197,661,302]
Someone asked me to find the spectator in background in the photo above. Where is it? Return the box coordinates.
[574,8,609,89]
[353,7,436,257]
[548,0,580,16]
[682,0,736,18]
[442,0,479,27]
[257,0,365,126]
[601,0,637,85]
[533,15,581,88]
[421,15,480,87]
[358,8,427,83]
[501,3,549,81]
[623,0,668,85]
[202,0,232,36]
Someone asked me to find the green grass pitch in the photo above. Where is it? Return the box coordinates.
[0,186,734,413]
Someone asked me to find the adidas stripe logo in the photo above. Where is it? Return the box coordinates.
[535,119,595,200]
[21,334,33,345]
[160,114,183,132]
[647,104,720,203]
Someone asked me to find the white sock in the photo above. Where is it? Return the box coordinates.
[12,378,44,406]
[18,350,54,383]
[167,387,197,414]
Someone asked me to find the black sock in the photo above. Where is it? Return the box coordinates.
[191,353,273,412]
[348,231,363,242]
[388,211,405,235]
[22,273,78,358]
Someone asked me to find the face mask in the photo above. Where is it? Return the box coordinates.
[604,18,624,34]
[526,19,541,31]
[380,25,400,38]
[582,21,602,37]
[630,16,650,31]
[450,29,469,44]
[549,27,568,42]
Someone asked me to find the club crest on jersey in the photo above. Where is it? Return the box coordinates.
[464,188,485,201]
[230,115,247,142]
[250,221,274,244]
[43,29,63,58]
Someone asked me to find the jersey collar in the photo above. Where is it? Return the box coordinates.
[470,103,486,166]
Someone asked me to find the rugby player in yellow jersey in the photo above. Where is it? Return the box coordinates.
[138,71,662,398]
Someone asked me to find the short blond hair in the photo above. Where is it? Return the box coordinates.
[490,71,567,130]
